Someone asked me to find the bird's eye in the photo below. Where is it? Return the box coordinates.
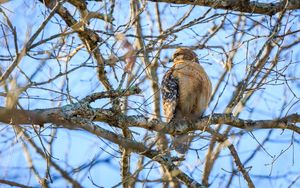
[174,52,183,58]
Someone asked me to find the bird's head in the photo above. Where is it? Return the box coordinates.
[172,48,199,63]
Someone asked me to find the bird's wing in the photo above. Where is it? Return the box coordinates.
[161,68,179,123]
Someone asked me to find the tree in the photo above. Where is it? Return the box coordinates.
[0,0,299,187]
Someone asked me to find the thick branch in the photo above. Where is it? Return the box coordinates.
[1,104,300,135]
[121,113,300,135]
[148,0,300,15]
[0,87,140,125]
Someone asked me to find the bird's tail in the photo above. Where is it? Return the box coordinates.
[172,134,194,154]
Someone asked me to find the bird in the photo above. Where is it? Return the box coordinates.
[161,47,212,154]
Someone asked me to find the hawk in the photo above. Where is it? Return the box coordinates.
[161,47,212,154]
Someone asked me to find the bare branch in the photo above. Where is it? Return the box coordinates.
[148,0,300,15]
[0,179,35,188]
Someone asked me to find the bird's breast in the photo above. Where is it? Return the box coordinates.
[173,62,212,118]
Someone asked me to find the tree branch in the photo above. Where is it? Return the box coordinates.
[0,179,34,188]
[40,0,113,91]
[1,89,299,187]
[71,117,203,187]
[120,113,300,135]
[1,104,300,136]
[148,0,300,15]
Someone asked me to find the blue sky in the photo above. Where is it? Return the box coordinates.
[0,0,299,187]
